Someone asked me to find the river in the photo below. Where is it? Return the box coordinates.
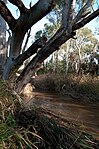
[24,90,99,139]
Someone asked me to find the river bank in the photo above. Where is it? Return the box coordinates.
[23,90,99,140]
[0,78,99,148]
[31,73,99,103]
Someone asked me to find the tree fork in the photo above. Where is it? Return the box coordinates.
[8,0,28,13]
[0,1,16,30]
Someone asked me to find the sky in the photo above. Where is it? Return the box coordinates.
[7,0,47,36]
[6,0,99,43]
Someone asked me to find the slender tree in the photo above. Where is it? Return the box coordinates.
[70,27,98,73]
[0,0,99,93]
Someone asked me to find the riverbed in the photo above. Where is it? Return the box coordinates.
[24,90,99,139]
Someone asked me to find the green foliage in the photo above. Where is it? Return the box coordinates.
[0,78,42,149]
[41,25,99,75]
[0,114,15,147]
[34,3,62,40]
[34,30,43,40]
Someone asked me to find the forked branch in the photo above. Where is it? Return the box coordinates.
[8,0,28,13]
[0,1,16,30]
[73,8,99,30]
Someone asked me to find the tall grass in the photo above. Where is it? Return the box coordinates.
[0,78,99,148]
[0,79,42,149]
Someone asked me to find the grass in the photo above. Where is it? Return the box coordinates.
[15,109,99,149]
[0,78,99,148]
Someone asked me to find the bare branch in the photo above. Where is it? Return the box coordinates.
[8,0,28,13]
[9,0,56,34]
[62,0,73,28]
[15,5,99,92]
[0,1,16,30]
[22,29,31,53]
[26,0,55,30]
[13,36,47,69]
[16,28,73,92]
[73,0,94,24]
[62,0,76,31]
[68,0,76,30]
[73,8,99,31]
[7,29,12,49]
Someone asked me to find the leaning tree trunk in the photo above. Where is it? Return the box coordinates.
[15,32,72,93]
[0,0,56,80]
[13,2,99,93]
[0,0,99,94]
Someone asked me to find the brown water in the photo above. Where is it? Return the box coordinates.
[25,90,99,139]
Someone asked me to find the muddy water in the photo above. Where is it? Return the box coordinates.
[26,90,99,139]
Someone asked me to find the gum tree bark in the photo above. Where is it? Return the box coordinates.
[0,0,99,93]
[0,0,55,79]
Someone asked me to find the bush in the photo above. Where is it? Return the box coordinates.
[32,74,99,102]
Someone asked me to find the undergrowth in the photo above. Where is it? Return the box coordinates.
[0,78,99,148]
[32,74,99,102]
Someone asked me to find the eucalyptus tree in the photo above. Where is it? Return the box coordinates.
[44,4,62,73]
[70,27,98,73]
[0,0,99,93]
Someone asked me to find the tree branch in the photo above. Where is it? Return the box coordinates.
[15,6,99,92]
[7,29,12,49]
[67,0,76,31]
[73,8,99,31]
[73,0,92,24]
[0,1,16,30]
[13,36,47,69]
[22,29,31,53]
[62,0,76,33]
[8,0,28,13]
[15,28,72,92]
[24,0,55,30]
[15,5,99,92]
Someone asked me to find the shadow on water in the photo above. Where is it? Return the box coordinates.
[25,90,99,139]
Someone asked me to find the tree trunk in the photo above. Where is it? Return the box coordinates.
[3,30,25,79]
[15,30,72,92]
[54,50,59,73]
[0,0,99,93]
